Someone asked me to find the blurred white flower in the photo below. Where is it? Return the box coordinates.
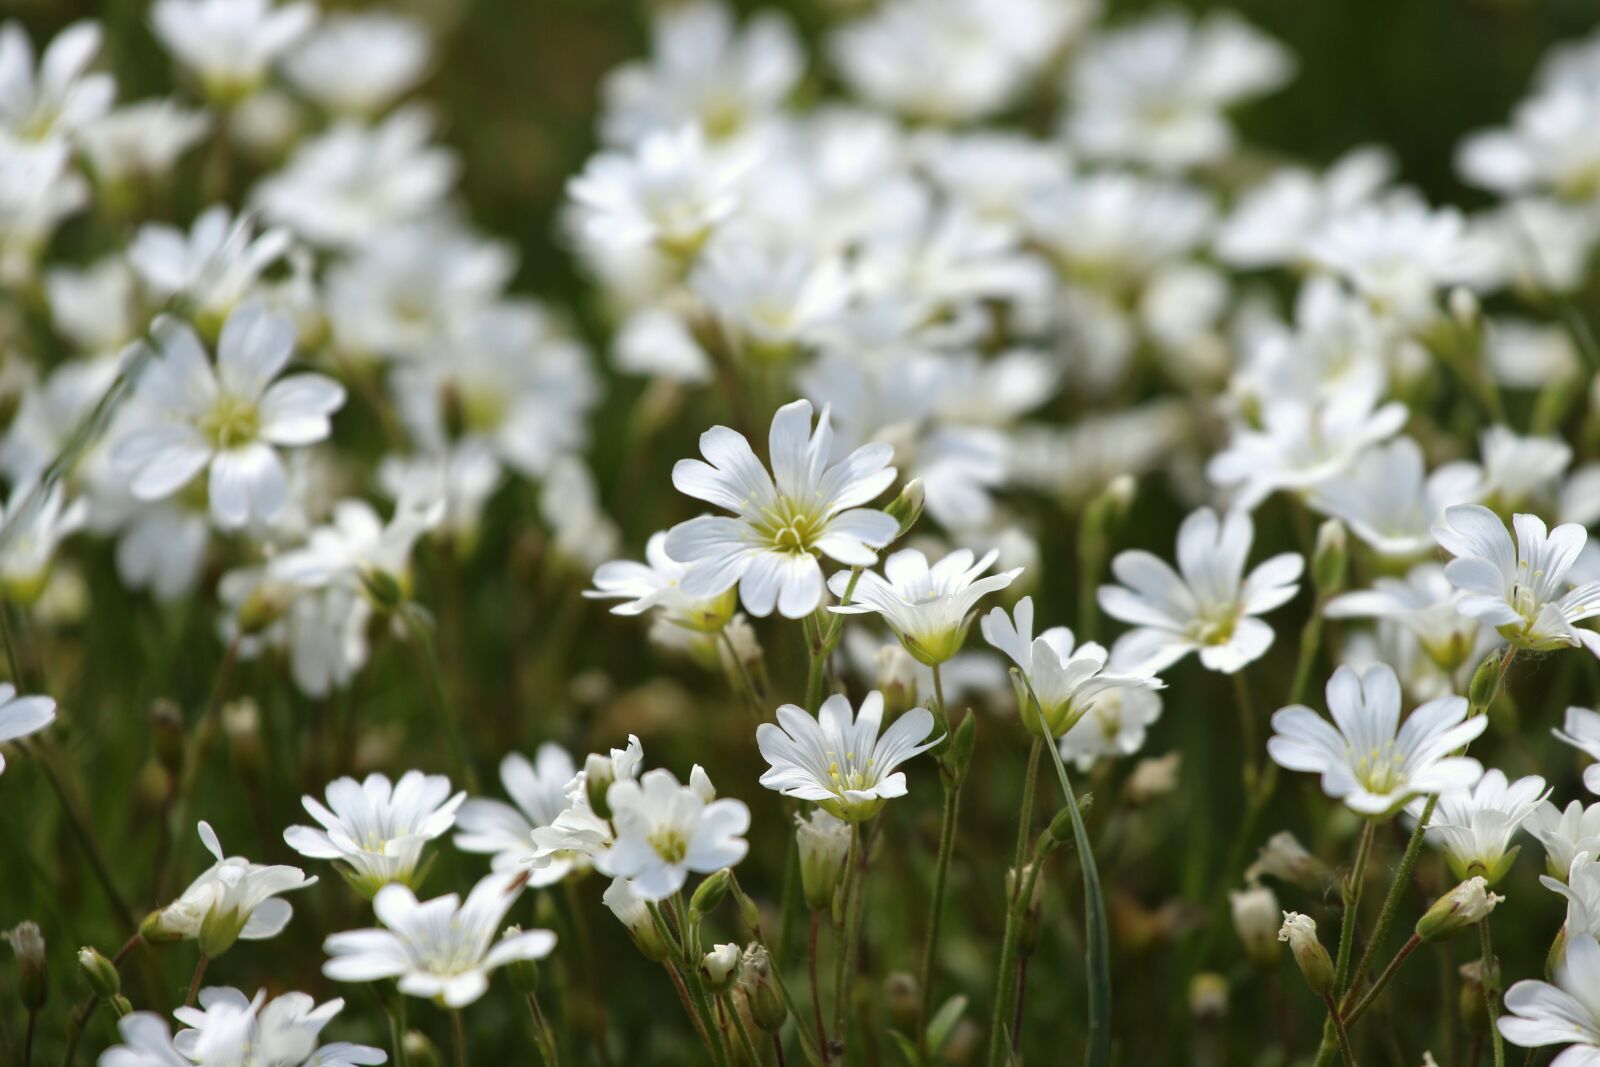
[129,206,293,329]
[455,744,580,885]
[1267,662,1486,817]
[0,481,87,602]
[1058,684,1164,772]
[756,691,939,821]
[79,100,209,186]
[1310,437,1480,559]
[1326,563,1493,677]
[323,871,554,1007]
[152,0,315,102]
[0,684,54,776]
[1554,706,1600,795]
[665,398,898,619]
[1099,507,1303,674]
[587,531,737,633]
[0,19,114,142]
[113,304,345,529]
[281,12,430,117]
[1215,147,1394,268]
[284,772,465,895]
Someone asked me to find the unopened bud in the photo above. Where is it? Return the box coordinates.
[222,698,264,775]
[1312,519,1348,594]
[1417,878,1502,943]
[1458,960,1490,1036]
[1469,651,1503,711]
[77,947,120,998]
[110,995,133,1018]
[885,479,924,537]
[947,711,976,781]
[1247,831,1333,894]
[738,945,786,1033]
[149,700,185,778]
[1279,912,1333,997]
[1046,795,1093,846]
[602,878,670,963]
[884,972,919,1033]
[796,810,851,912]
[1123,753,1181,805]
[403,1029,442,1067]
[1449,286,1480,328]
[7,923,46,1009]
[1230,885,1281,970]
[690,869,731,920]
[1189,972,1229,1020]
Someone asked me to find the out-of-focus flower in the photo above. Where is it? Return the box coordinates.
[0,684,54,776]
[102,987,385,1067]
[586,531,738,634]
[0,20,114,142]
[281,12,430,117]
[151,0,315,103]
[1554,706,1600,795]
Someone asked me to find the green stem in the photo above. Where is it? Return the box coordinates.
[810,911,831,1067]
[1480,920,1504,1067]
[1341,934,1422,1028]
[452,1010,468,1067]
[186,953,209,1008]
[387,990,409,1067]
[916,771,962,1054]
[400,605,479,792]
[720,630,765,720]
[1323,993,1358,1067]
[1233,669,1260,793]
[526,993,560,1066]
[724,992,765,1066]
[1289,595,1327,708]
[832,822,867,1037]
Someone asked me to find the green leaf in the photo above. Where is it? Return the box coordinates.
[1024,675,1112,1067]
[928,993,968,1054]
[887,1028,921,1067]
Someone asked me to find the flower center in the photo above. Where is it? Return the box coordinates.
[1193,606,1239,646]
[199,394,261,449]
[648,826,689,865]
[1350,742,1405,795]
[825,751,877,793]
[757,501,824,556]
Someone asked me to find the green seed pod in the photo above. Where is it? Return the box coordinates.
[690,868,731,920]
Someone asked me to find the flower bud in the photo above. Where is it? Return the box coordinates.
[1246,832,1333,894]
[738,945,786,1033]
[602,878,670,963]
[883,972,918,1033]
[885,479,924,537]
[1458,960,1490,1036]
[7,923,46,1010]
[139,909,186,945]
[77,947,120,998]
[1278,912,1333,997]
[701,942,741,993]
[1123,753,1181,806]
[1230,884,1281,970]
[1046,795,1093,847]
[875,644,918,720]
[149,699,185,778]
[690,868,731,920]
[1189,972,1229,1021]
[110,995,133,1018]
[1449,286,1480,328]
[947,710,977,782]
[796,810,851,912]
[222,698,264,776]
[501,927,541,994]
[1469,650,1503,710]
[404,1029,442,1067]
[1312,519,1348,594]
[1416,877,1503,943]
[585,754,617,819]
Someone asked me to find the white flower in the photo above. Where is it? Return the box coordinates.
[281,13,430,117]
[254,108,458,248]
[1433,505,1600,655]
[756,691,939,821]
[1058,684,1164,772]
[1497,932,1600,1061]
[152,822,316,956]
[586,531,737,634]
[1098,507,1303,674]
[1527,799,1600,880]
[0,20,114,142]
[598,767,750,900]
[1459,84,1600,200]
[113,304,345,529]
[1066,10,1292,172]
[128,206,293,328]
[1408,769,1549,884]
[1215,147,1394,269]
[78,99,209,185]
[1208,382,1408,510]
[45,261,137,355]
[567,124,753,258]
[101,988,385,1067]
[1555,707,1600,796]
[284,772,464,895]
[151,0,315,102]
[1326,563,1494,677]
[1547,854,1600,940]
[0,684,54,775]
[1267,663,1487,817]
[1022,171,1214,291]
[665,398,898,619]
[1231,883,1281,968]
[0,481,87,601]
[982,596,1162,738]
[691,238,850,358]
[1310,437,1481,559]
[600,1,802,145]
[322,871,555,1008]
[702,942,741,989]
[829,547,1021,665]
[454,745,580,886]
[270,493,443,602]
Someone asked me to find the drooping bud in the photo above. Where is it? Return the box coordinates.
[701,942,741,993]
[795,810,851,912]
[1278,912,1333,997]
[601,877,670,963]
[1416,878,1503,943]
[738,945,786,1033]
[6,923,46,1010]
[1312,519,1348,595]
[1230,884,1282,970]
[77,947,120,999]
[1246,832,1333,894]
